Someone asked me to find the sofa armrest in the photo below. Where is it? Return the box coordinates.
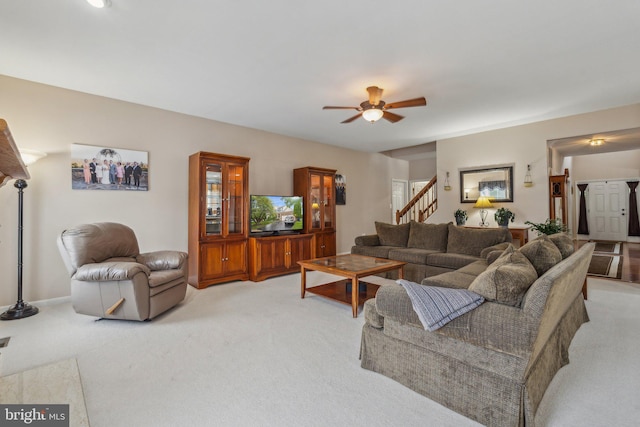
[354,234,380,246]
[74,262,151,281]
[374,284,423,327]
[137,251,188,271]
[480,242,511,259]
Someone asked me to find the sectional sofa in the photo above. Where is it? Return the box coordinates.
[360,232,593,426]
[351,221,512,283]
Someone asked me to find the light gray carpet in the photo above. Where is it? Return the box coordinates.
[1,274,639,426]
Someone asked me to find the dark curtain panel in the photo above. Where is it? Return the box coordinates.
[577,183,589,235]
[479,180,506,192]
[627,181,640,236]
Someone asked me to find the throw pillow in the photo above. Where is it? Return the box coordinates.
[468,249,538,306]
[407,221,449,251]
[518,234,563,276]
[375,221,411,247]
[548,232,575,259]
[446,224,511,257]
[397,279,484,331]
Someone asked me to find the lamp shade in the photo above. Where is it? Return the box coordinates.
[474,196,493,209]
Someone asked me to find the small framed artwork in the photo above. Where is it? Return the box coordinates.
[71,144,149,191]
[336,174,346,205]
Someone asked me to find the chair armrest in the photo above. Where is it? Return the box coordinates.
[137,251,188,271]
[74,262,150,281]
[354,234,380,246]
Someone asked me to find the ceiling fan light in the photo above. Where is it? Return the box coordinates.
[362,108,384,123]
[86,0,111,8]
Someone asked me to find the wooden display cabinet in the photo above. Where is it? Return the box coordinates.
[248,233,315,281]
[188,152,250,288]
[293,166,337,257]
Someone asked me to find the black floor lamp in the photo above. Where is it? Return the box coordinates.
[1,148,46,321]
[1,179,38,320]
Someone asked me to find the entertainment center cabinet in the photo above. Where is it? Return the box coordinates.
[293,166,337,257]
[248,233,315,281]
[188,151,250,289]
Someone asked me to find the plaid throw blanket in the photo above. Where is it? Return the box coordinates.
[397,279,484,331]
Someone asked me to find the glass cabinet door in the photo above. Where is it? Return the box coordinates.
[205,163,222,236]
[226,163,246,235]
[322,174,334,229]
[310,173,322,230]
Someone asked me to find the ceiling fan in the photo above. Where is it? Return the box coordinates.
[323,86,427,124]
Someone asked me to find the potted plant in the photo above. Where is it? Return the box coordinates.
[454,209,468,225]
[524,219,568,236]
[494,207,515,227]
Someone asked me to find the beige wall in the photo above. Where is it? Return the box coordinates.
[0,75,408,306]
[430,103,640,230]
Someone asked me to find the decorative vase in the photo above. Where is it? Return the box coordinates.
[455,218,466,226]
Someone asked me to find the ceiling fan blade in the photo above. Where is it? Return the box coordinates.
[384,97,427,110]
[366,86,383,106]
[341,113,363,124]
[323,105,360,110]
[382,111,404,123]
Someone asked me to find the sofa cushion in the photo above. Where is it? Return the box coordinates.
[518,234,563,276]
[548,232,574,259]
[351,245,394,259]
[446,224,511,257]
[426,252,480,270]
[407,221,449,251]
[388,248,440,264]
[456,259,490,277]
[469,245,538,306]
[397,279,485,331]
[375,221,411,247]
[421,271,478,289]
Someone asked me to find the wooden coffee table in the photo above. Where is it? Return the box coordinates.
[298,254,406,317]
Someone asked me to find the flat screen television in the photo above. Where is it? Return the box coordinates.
[250,195,303,235]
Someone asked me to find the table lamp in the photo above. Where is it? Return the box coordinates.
[474,196,493,227]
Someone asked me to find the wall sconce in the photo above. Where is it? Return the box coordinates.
[443,172,451,191]
[464,188,470,200]
[524,164,533,187]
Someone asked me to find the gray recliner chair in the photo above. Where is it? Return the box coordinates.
[57,222,188,321]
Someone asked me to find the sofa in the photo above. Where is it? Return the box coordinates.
[57,222,189,321]
[351,221,513,283]
[360,233,594,426]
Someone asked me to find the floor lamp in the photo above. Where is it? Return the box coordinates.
[1,150,46,321]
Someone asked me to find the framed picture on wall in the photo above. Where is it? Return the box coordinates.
[336,174,346,205]
[71,144,149,191]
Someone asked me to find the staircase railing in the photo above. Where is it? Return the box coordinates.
[395,176,437,224]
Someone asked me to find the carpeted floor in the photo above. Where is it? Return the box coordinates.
[1,274,639,426]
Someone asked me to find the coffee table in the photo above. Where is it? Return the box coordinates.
[298,254,406,317]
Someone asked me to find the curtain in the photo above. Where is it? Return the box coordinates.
[627,181,640,236]
[577,183,589,235]
[479,180,506,192]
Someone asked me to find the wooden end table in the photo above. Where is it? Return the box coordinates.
[298,254,406,317]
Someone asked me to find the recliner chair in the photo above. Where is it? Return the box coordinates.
[57,222,188,321]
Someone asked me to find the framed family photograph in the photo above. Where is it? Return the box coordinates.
[336,173,346,205]
[71,144,149,191]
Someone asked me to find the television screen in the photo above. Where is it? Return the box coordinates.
[250,195,303,234]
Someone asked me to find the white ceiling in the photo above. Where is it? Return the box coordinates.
[1,1,640,153]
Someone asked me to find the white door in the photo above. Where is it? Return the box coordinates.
[391,179,408,223]
[410,180,429,197]
[588,180,627,241]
